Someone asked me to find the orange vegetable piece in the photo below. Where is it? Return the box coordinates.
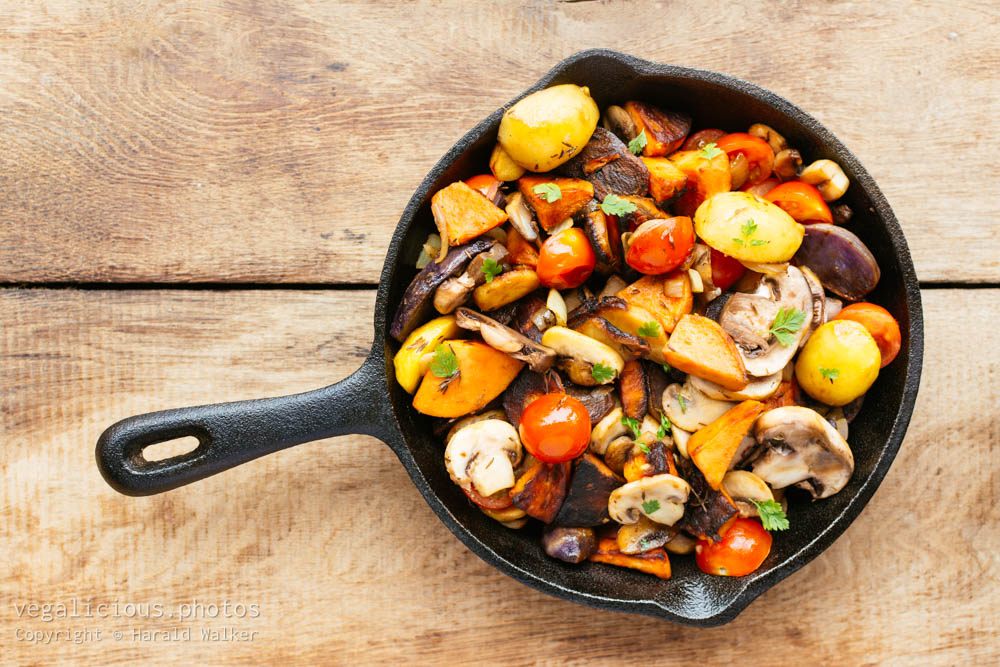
[412,340,523,418]
[510,461,571,523]
[624,101,690,157]
[761,379,800,412]
[623,443,677,483]
[641,157,688,205]
[668,149,732,217]
[618,360,648,420]
[589,537,672,579]
[616,271,693,334]
[517,175,594,232]
[505,226,539,268]
[688,400,764,490]
[662,314,748,391]
[431,182,508,258]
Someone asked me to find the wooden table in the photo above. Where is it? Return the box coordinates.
[2,1,998,664]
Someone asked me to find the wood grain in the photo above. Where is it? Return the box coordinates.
[1,288,996,665]
[1,0,998,284]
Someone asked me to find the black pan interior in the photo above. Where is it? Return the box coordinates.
[375,50,922,625]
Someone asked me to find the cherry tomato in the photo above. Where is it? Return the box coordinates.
[716,133,775,186]
[625,217,695,275]
[741,176,779,198]
[518,393,591,463]
[464,173,501,202]
[834,302,902,368]
[681,128,725,151]
[460,483,513,510]
[710,248,746,290]
[695,518,772,577]
[536,228,596,289]
[764,181,833,224]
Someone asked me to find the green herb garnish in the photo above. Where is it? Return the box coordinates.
[769,307,807,346]
[638,320,661,338]
[677,394,688,414]
[699,142,724,160]
[819,367,840,382]
[627,129,647,155]
[532,182,562,203]
[752,499,789,531]
[656,414,672,440]
[732,219,768,247]
[481,257,503,283]
[591,362,616,383]
[600,194,638,216]
[621,416,641,440]
[641,499,661,515]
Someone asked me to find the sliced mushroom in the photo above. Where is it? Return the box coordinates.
[542,326,625,386]
[665,531,697,555]
[663,381,735,432]
[728,152,750,190]
[590,406,629,456]
[455,308,555,372]
[824,297,844,322]
[433,244,510,314]
[799,159,849,201]
[602,104,639,143]
[773,148,802,182]
[719,266,813,377]
[617,516,676,554]
[751,406,854,499]
[573,316,650,362]
[793,224,880,301]
[722,470,774,518]
[797,265,827,349]
[445,419,523,497]
[671,425,692,459]
[562,285,594,313]
[689,370,782,402]
[599,275,628,299]
[748,123,788,154]
[826,406,850,441]
[505,191,539,242]
[603,435,635,474]
[729,434,760,471]
[445,409,508,444]
[608,474,690,526]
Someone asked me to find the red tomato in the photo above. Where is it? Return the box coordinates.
[741,177,779,197]
[537,228,596,289]
[625,217,695,275]
[461,483,513,510]
[716,133,775,186]
[710,248,746,290]
[834,303,902,367]
[764,181,833,224]
[681,128,725,151]
[518,393,591,463]
[464,173,501,202]
[695,518,773,577]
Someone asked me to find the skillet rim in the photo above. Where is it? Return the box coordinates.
[372,48,924,625]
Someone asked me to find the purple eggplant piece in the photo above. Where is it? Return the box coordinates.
[390,239,495,341]
[793,224,880,301]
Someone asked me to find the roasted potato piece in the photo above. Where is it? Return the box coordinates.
[498,84,599,172]
[572,317,650,362]
[431,182,508,257]
[393,315,462,393]
[688,400,764,490]
[473,267,542,312]
[616,271,693,335]
[663,314,748,391]
[642,157,689,205]
[552,453,624,526]
[668,148,732,218]
[489,142,526,182]
[412,340,523,418]
[589,537,671,579]
[694,191,804,264]
[518,175,595,232]
[511,461,571,523]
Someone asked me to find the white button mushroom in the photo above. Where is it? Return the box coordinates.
[590,405,630,455]
[662,381,735,432]
[445,420,523,497]
[607,474,691,526]
[799,159,849,202]
[541,326,625,386]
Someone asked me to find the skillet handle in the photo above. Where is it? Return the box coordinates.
[96,352,395,496]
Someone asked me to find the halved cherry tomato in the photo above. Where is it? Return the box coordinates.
[741,177,779,198]
[518,393,591,463]
[716,133,775,186]
[695,518,772,576]
[764,181,833,224]
[625,216,695,275]
[536,228,596,289]
[681,128,725,151]
[460,482,513,510]
[710,248,746,290]
[464,173,501,202]
[834,302,902,368]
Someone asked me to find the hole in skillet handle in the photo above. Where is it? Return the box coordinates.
[141,436,202,462]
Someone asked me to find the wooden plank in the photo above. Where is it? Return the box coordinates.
[1,0,997,284]
[0,287,996,664]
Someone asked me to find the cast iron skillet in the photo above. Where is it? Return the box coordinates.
[96,50,923,626]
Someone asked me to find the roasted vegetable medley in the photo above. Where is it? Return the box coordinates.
[390,84,901,580]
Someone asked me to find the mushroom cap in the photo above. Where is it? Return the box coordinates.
[444,419,523,497]
[751,406,854,499]
[541,326,625,386]
[455,307,556,373]
[662,381,734,432]
[607,473,690,526]
[589,405,629,455]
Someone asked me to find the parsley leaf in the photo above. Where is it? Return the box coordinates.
[532,182,562,203]
[627,129,647,155]
[656,414,672,440]
[591,362,616,383]
[638,442,650,454]
[820,367,840,382]
[600,194,638,216]
[699,142,724,160]
[733,218,768,248]
[768,307,807,346]
[621,416,641,440]
[752,499,789,531]
[677,393,688,414]
[742,219,758,237]
[662,362,673,374]
[481,257,503,283]
[641,499,661,515]
[429,344,459,378]
[638,320,661,338]
[750,239,768,247]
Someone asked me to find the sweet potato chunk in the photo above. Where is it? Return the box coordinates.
[505,226,539,268]
[618,360,648,420]
[431,182,508,256]
[642,157,688,205]
[552,453,623,526]
[412,340,523,418]
[589,537,671,579]
[615,195,662,233]
[584,208,623,274]
[473,267,541,312]
[616,271,693,335]
[624,101,691,157]
[511,461,570,523]
[688,400,764,490]
[762,379,800,412]
[663,314,748,391]
[518,175,594,232]
[623,441,676,482]
[668,149,732,218]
